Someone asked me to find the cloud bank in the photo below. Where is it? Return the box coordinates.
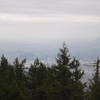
[0,13,100,23]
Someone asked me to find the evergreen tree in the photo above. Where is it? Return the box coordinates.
[28,58,47,100]
[0,55,18,100]
[0,43,99,100]
[70,58,85,100]
[47,43,85,100]
[51,43,72,100]
[13,58,29,100]
[87,58,100,100]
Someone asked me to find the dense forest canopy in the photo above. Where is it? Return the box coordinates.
[0,43,100,100]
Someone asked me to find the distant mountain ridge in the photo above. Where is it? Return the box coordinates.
[0,39,100,61]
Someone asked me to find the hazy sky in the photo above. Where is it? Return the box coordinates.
[0,0,100,42]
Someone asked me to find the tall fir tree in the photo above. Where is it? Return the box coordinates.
[70,58,85,100]
[52,43,72,100]
[28,58,47,100]
[13,58,29,100]
[87,58,100,100]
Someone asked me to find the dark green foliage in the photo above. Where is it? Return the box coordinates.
[70,58,85,100]
[87,58,100,100]
[28,58,48,100]
[52,43,72,100]
[0,43,99,100]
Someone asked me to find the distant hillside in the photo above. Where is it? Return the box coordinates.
[0,39,100,61]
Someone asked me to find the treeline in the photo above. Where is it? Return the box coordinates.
[0,43,100,100]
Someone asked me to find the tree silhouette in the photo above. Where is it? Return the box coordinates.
[87,58,100,100]
[0,43,99,100]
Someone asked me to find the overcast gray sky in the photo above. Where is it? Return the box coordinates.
[0,0,100,42]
